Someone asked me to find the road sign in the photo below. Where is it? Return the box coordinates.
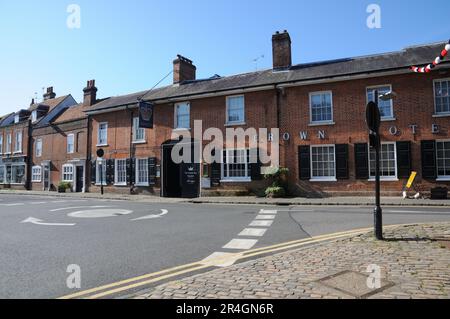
[96,148,104,158]
[366,101,381,133]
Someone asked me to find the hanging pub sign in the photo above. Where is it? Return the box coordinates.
[138,101,154,129]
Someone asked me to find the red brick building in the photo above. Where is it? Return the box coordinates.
[0,87,77,190]
[29,82,96,192]
[84,31,450,198]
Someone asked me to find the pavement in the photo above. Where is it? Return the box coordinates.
[136,222,450,299]
[1,189,450,206]
[1,192,449,299]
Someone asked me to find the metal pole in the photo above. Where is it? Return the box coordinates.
[100,159,104,195]
[373,90,383,240]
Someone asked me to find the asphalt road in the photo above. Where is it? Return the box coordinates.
[0,194,449,299]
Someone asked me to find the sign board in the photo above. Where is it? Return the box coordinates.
[181,163,200,198]
[406,171,417,189]
[96,148,104,158]
[366,101,381,133]
[148,157,157,186]
[138,101,154,129]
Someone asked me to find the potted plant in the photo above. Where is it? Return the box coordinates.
[263,167,289,198]
[57,181,71,193]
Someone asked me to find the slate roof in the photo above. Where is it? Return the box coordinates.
[28,95,70,112]
[52,103,88,123]
[85,41,450,113]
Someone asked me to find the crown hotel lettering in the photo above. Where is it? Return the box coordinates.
[274,124,444,141]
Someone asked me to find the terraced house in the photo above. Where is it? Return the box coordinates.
[0,88,77,189]
[2,31,449,197]
[82,31,450,198]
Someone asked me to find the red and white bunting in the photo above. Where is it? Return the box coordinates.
[411,40,450,73]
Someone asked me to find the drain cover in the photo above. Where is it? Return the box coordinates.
[317,270,394,299]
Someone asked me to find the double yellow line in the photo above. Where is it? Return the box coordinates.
[59,226,377,299]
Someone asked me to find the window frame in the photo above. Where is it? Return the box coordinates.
[436,139,450,181]
[14,130,22,153]
[135,158,149,186]
[226,95,246,125]
[366,84,395,120]
[31,165,42,182]
[368,142,398,181]
[114,159,127,186]
[62,164,74,182]
[5,133,11,154]
[174,102,191,129]
[132,117,146,143]
[97,122,108,146]
[433,78,450,116]
[309,91,334,124]
[10,164,26,185]
[0,165,5,184]
[35,138,42,157]
[310,144,337,182]
[0,134,3,154]
[221,148,251,182]
[67,134,75,154]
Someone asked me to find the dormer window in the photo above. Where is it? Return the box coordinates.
[31,110,37,123]
[14,115,19,124]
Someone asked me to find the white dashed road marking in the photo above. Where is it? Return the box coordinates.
[249,220,273,227]
[259,210,277,215]
[200,252,242,267]
[223,239,258,250]
[255,214,276,220]
[238,228,267,237]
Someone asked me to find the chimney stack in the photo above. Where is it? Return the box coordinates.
[30,98,35,106]
[83,79,98,106]
[272,30,292,70]
[173,55,196,84]
[43,87,56,101]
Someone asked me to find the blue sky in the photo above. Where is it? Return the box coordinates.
[0,0,449,114]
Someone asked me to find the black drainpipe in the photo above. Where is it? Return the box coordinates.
[26,119,33,190]
[86,115,92,191]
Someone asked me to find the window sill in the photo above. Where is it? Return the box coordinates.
[173,128,191,132]
[96,144,108,147]
[135,183,150,187]
[220,178,251,183]
[368,178,399,182]
[310,178,337,182]
[95,183,107,186]
[225,122,246,127]
[433,113,450,118]
[308,122,335,127]
[132,140,147,145]
[114,183,127,187]
[381,117,396,122]
[436,177,450,181]
[32,180,42,183]
[13,151,22,154]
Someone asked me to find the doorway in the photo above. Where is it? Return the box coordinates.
[75,166,84,193]
[161,139,200,198]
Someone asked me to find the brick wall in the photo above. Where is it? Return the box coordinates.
[281,72,450,196]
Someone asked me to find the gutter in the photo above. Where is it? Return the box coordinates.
[84,63,450,115]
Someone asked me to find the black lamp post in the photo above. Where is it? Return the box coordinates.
[366,90,396,240]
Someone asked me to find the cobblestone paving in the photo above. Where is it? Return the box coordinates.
[136,223,450,299]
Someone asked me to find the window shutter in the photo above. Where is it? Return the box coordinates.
[298,146,311,180]
[210,148,221,187]
[335,144,349,179]
[148,157,157,186]
[354,143,369,179]
[396,141,412,179]
[90,160,96,184]
[106,159,114,185]
[250,149,262,181]
[421,140,437,179]
[126,158,131,184]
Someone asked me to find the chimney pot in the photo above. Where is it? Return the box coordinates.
[173,54,196,84]
[272,30,292,70]
[43,86,56,100]
[83,79,98,106]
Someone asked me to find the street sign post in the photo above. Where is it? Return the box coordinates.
[96,149,105,195]
[366,91,383,240]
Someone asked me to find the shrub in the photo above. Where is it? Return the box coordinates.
[265,186,286,198]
